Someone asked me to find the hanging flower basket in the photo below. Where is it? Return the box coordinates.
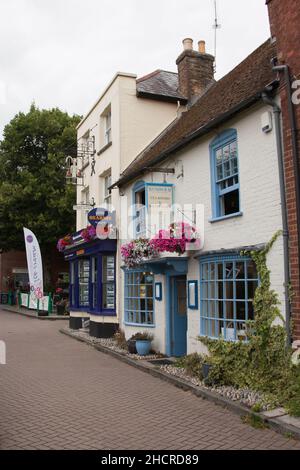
[121,222,200,268]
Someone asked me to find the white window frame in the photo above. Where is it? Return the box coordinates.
[105,110,112,145]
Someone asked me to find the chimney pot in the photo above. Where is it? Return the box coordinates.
[176,38,215,101]
[182,38,193,51]
[198,40,206,54]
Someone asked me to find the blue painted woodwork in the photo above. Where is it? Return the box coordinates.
[67,239,116,317]
[210,129,240,220]
[199,253,259,341]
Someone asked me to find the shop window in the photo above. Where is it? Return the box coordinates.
[78,259,90,307]
[124,271,154,325]
[102,256,115,310]
[70,262,76,307]
[199,256,259,341]
[91,257,98,310]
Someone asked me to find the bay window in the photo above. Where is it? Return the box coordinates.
[125,271,154,326]
[200,255,259,341]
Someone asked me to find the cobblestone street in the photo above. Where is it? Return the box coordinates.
[0,309,300,450]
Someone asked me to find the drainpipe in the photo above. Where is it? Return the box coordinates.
[262,91,291,346]
[273,64,300,275]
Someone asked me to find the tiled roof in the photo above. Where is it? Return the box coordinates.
[114,39,277,188]
[136,70,187,103]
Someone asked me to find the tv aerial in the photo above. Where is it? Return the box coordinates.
[213,0,222,73]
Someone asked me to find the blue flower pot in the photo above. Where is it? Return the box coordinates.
[136,340,151,356]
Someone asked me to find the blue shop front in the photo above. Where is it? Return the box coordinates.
[64,231,118,338]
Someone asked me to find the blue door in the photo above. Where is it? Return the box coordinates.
[171,276,187,357]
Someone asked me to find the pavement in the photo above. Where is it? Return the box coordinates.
[0,309,300,450]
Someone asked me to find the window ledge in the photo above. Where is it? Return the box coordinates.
[97,141,112,156]
[124,322,155,328]
[209,211,243,224]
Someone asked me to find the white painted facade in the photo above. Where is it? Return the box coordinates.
[119,102,285,355]
[73,72,180,325]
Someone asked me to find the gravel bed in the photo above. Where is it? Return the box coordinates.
[66,328,159,361]
[160,365,276,411]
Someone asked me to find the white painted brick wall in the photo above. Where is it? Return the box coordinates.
[120,103,286,355]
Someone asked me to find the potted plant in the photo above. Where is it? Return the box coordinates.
[133,332,154,356]
[56,298,67,315]
[127,336,138,354]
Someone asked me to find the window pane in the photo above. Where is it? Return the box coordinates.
[202,264,208,281]
[217,263,224,280]
[224,161,231,177]
[248,281,258,301]
[248,302,255,321]
[237,302,246,320]
[216,148,222,163]
[217,164,223,180]
[78,259,89,307]
[247,261,258,279]
[226,301,234,320]
[223,145,230,161]
[235,262,245,279]
[236,281,246,299]
[202,282,208,299]
[230,141,237,159]
[225,281,234,300]
[222,189,240,216]
[225,263,234,279]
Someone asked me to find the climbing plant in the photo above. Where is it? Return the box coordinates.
[201,231,300,410]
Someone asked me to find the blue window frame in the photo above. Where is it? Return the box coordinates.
[124,271,155,326]
[199,255,259,341]
[210,129,241,220]
[69,254,116,314]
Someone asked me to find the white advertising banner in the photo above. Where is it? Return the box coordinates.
[23,228,44,300]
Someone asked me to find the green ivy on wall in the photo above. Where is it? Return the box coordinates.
[200,231,300,412]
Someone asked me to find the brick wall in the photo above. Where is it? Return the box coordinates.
[0,251,28,292]
[267,0,300,340]
[176,49,214,101]
[0,249,68,293]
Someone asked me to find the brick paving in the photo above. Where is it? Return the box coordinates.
[0,309,300,450]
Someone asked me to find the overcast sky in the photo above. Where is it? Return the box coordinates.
[0,0,270,137]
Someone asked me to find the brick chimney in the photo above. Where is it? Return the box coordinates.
[266,0,300,342]
[176,38,215,102]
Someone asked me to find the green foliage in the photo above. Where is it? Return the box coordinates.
[251,403,263,413]
[130,332,154,342]
[241,414,268,430]
[0,104,81,254]
[286,369,300,417]
[175,353,207,380]
[200,232,300,412]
